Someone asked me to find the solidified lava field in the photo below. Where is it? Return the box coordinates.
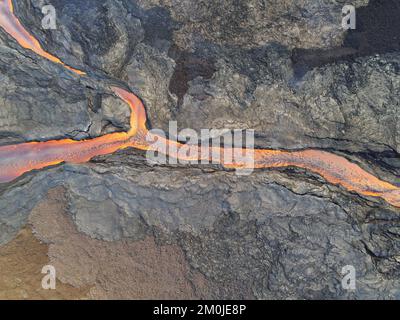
[0,0,399,300]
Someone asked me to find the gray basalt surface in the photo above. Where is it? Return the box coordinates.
[0,0,399,299]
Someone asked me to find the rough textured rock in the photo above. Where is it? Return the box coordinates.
[137,0,369,50]
[0,0,399,299]
[29,188,210,299]
[0,227,90,299]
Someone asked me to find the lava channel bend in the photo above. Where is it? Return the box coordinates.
[0,0,399,208]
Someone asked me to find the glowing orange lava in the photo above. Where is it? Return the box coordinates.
[0,0,84,75]
[0,0,399,208]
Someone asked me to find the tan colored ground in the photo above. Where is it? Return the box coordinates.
[0,227,90,300]
[0,187,210,299]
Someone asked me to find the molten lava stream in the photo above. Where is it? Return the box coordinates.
[1,89,399,207]
[0,132,130,183]
[0,0,399,208]
[0,0,84,75]
[138,133,400,208]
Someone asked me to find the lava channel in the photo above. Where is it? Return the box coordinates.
[0,0,399,208]
[0,0,84,75]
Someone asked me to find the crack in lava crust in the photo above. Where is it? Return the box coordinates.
[0,0,399,208]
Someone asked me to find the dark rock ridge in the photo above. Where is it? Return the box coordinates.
[0,0,399,299]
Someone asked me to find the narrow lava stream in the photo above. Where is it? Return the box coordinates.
[0,0,399,207]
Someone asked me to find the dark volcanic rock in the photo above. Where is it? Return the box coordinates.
[0,0,399,299]
[292,0,400,75]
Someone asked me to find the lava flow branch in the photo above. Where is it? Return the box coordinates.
[0,0,399,208]
[0,0,84,75]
